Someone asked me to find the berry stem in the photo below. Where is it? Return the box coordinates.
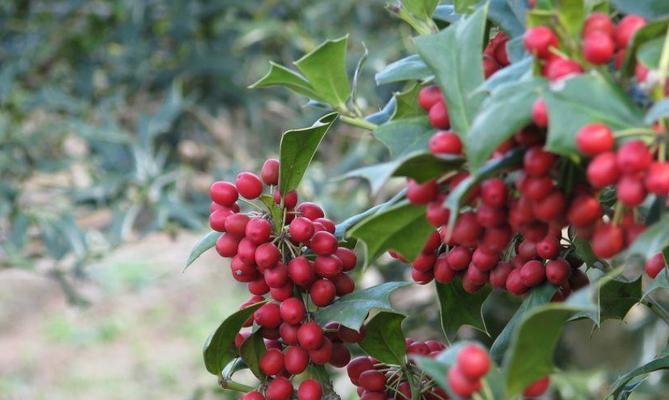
[339,115,378,131]
[219,378,255,393]
[611,201,624,226]
[612,128,658,138]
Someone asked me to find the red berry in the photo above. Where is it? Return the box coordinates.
[210,181,238,206]
[359,370,386,392]
[347,356,374,385]
[483,54,500,78]
[583,31,615,64]
[522,176,555,200]
[457,345,491,380]
[418,85,442,111]
[524,146,555,177]
[537,236,560,259]
[646,162,669,194]
[297,202,325,220]
[524,26,559,58]
[265,262,289,288]
[279,297,305,325]
[616,140,652,174]
[447,246,473,271]
[309,336,333,365]
[546,259,571,285]
[330,342,352,367]
[261,159,280,185]
[297,379,322,400]
[314,218,336,233]
[288,257,315,287]
[243,391,265,400]
[231,257,258,283]
[523,376,550,397]
[532,98,548,128]
[309,231,338,255]
[434,255,456,283]
[587,152,620,188]
[315,255,343,278]
[481,178,508,208]
[338,325,365,343]
[428,100,450,129]
[583,12,614,37]
[274,189,298,209]
[235,172,263,199]
[645,253,666,278]
[617,174,647,206]
[255,243,281,270]
[407,179,439,204]
[576,123,614,156]
[567,194,602,227]
[310,279,336,306]
[615,15,647,49]
[506,268,529,295]
[532,190,566,222]
[335,247,357,271]
[332,273,355,296]
[255,303,282,329]
[429,130,462,155]
[544,58,583,81]
[490,261,513,289]
[215,234,239,258]
[246,218,273,244]
[452,212,483,246]
[284,345,309,375]
[266,377,293,400]
[476,205,507,228]
[447,365,482,397]
[297,321,323,350]
[279,323,299,346]
[407,341,430,355]
[260,348,284,376]
[248,278,270,295]
[472,247,499,272]
[412,268,434,284]
[592,223,625,258]
[209,208,233,232]
[520,260,545,287]
[412,252,436,272]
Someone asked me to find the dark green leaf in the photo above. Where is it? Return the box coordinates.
[374,116,435,157]
[185,231,220,271]
[415,4,488,137]
[490,284,556,364]
[348,201,434,265]
[240,329,266,379]
[375,55,432,85]
[599,277,641,322]
[358,311,407,365]
[314,282,411,330]
[573,237,608,270]
[279,112,338,195]
[628,214,669,260]
[544,72,646,159]
[489,0,526,37]
[249,62,320,100]
[294,36,351,110]
[642,267,669,299]
[607,345,669,399]
[467,78,546,171]
[436,279,492,340]
[203,301,266,375]
[611,0,669,20]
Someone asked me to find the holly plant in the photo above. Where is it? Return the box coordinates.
[187,0,669,398]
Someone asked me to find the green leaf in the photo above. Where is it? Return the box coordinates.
[490,284,556,364]
[606,346,669,399]
[637,36,663,69]
[358,311,407,365]
[348,201,434,265]
[489,0,526,37]
[392,84,425,120]
[314,282,411,330]
[375,55,432,85]
[621,19,669,77]
[203,301,267,375]
[611,0,669,20]
[628,214,669,260]
[374,116,436,157]
[334,190,407,239]
[184,231,220,271]
[643,268,669,299]
[453,0,481,13]
[436,279,492,340]
[415,4,488,137]
[573,237,608,270]
[294,36,351,110]
[279,112,338,195]
[544,72,646,159]
[403,0,440,19]
[556,0,585,37]
[240,329,266,379]
[503,288,597,396]
[466,78,546,171]
[476,57,533,94]
[249,62,320,100]
[434,5,461,23]
[644,98,669,124]
[598,276,641,322]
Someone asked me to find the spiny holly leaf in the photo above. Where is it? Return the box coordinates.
[203,301,267,375]
[476,57,533,94]
[334,190,406,239]
[239,329,266,379]
[642,268,669,299]
[573,237,608,270]
[374,116,436,157]
[249,62,320,100]
[598,276,641,323]
[294,36,351,111]
[392,84,424,120]
[611,0,669,20]
[279,112,338,195]
[628,214,669,260]
[544,72,645,159]
[607,345,669,399]
[314,282,411,330]
[490,284,556,364]
[358,311,407,365]
[348,201,434,265]
[342,151,463,195]
[375,55,432,85]
[185,231,220,271]
[436,279,492,340]
[466,77,546,171]
[415,4,488,138]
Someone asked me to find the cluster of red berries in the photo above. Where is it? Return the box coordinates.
[523,13,646,82]
[483,31,511,78]
[209,159,363,399]
[346,338,449,399]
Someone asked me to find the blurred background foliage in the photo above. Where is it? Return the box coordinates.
[0,0,405,295]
